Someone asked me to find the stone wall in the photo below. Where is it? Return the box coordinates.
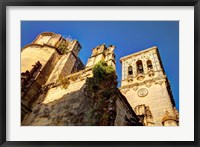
[21,45,57,73]
[114,90,142,126]
[120,78,176,126]
[22,80,89,126]
[22,69,141,126]
[21,45,61,120]
[71,57,85,74]
[21,32,85,121]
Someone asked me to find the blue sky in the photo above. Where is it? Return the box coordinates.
[21,21,179,110]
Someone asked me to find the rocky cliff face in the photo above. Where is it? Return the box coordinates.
[22,62,141,126]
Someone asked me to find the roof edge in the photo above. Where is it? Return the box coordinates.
[120,46,158,62]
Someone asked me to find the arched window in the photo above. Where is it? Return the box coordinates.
[128,66,133,75]
[147,60,153,70]
[136,60,144,74]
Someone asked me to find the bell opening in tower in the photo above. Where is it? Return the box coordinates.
[128,66,133,75]
[147,60,153,70]
[136,60,144,74]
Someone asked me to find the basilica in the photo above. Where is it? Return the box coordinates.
[21,32,179,126]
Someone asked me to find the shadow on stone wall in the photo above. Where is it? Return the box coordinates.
[22,83,94,126]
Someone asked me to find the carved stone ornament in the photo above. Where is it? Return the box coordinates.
[145,82,152,88]
[132,86,138,91]
[121,89,129,94]
[137,74,145,81]
[155,80,163,85]
[137,88,148,97]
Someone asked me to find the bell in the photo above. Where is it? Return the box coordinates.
[138,65,143,69]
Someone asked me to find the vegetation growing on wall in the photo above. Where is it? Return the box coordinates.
[85,61,117,125]
[58,40,68,54]
[92,61,115,81]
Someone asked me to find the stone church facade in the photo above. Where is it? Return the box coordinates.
[119,47,179,126]
[21,32,179,126]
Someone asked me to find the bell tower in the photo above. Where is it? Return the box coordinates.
[119,46,179,126]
